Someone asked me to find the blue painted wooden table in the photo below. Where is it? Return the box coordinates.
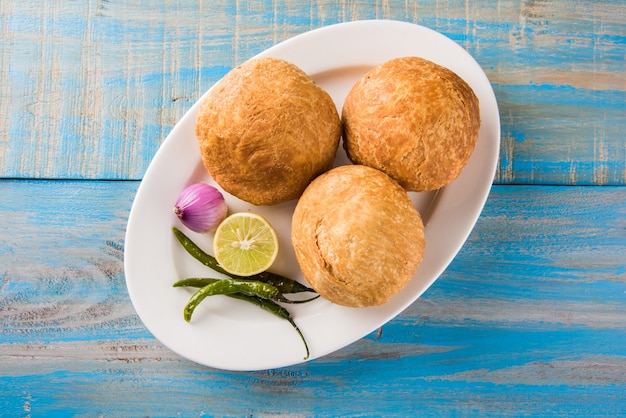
[1,1,624,416]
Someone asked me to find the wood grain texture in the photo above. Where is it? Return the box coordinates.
[1,0,624,184]
[1,180,624,416]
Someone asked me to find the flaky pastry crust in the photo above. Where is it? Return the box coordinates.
[291,165,425,308]
[342,56,480,192]
[195,57,341,205]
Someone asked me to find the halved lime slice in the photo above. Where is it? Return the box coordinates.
[213,212,279,276]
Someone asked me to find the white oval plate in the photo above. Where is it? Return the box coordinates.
[124,20,500,371]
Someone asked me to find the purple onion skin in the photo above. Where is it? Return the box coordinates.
[173,183,228,233]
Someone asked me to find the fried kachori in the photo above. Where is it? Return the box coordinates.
[342,56,480,192]
[291,165,425,308]
[195,57,342,205]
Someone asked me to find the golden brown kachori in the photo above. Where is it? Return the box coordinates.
[291,165,425,308]
[195,57,342,205]
[342,56,480,192]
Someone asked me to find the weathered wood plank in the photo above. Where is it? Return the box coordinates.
[0,180,624,415]
[1,1,624,184]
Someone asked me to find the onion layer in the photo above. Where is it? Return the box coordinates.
[173,183,228,233]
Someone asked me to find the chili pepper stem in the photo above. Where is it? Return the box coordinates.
[288,317,310,360]
[275,294,320,304]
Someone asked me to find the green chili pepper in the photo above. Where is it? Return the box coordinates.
[228,293,310,360]
[257,274,315,294]
[173,277,220,288]
[184,279,279,322]
[173,227,313,360]
[172,227,315,294]
[181,280,311,360]
[173,277,320,303]
[172,227,229,273]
